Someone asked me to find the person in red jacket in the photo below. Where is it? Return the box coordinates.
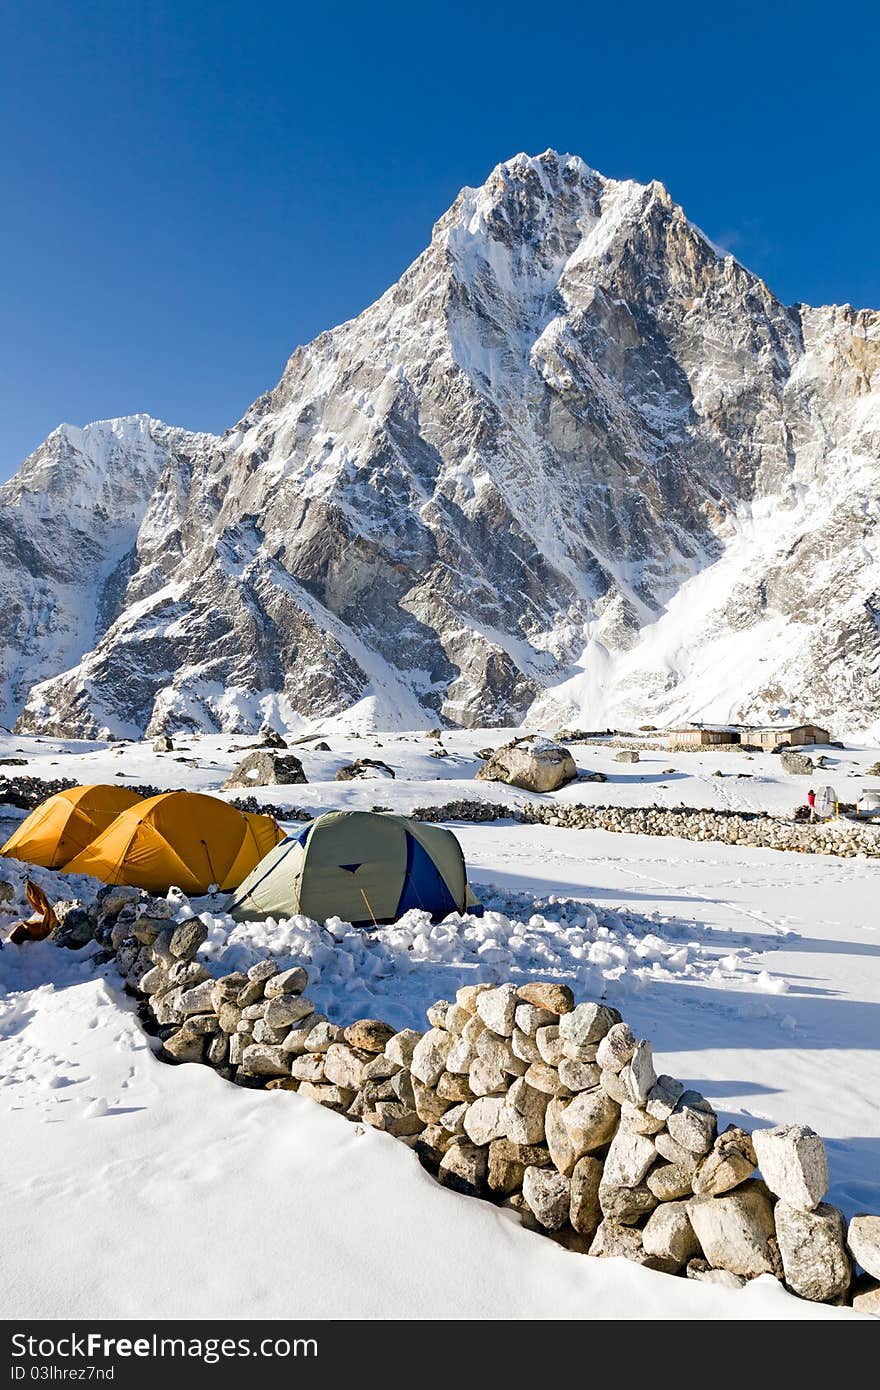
[807,788,816,822]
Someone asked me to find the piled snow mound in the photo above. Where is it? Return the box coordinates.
[0,856,102,915]
[0,857,792,1033]
[178,883,776,1034]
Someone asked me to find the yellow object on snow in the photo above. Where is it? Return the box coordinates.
[62,791,284,895]
[0,784,144,870]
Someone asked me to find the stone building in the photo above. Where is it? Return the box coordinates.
[740,723,831,750]
[666,725,739,748]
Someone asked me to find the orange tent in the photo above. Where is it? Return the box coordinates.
[62,791,284,895]
[0,784,144,870]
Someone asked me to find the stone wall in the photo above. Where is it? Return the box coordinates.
[0,775,80,809]
[0,774,305,822]
[556,734,746,753]
[51,885,880,1316]
[412,800,880,859]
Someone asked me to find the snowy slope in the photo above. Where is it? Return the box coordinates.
[6,152,880,737]
[1,736,876,1320]
[0,944,857,1320]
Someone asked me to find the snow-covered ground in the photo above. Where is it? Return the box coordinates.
[2,725,879,818]
[1,727,878,1319]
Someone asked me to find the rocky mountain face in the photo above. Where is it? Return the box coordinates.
[0,415,217,729]
[7,152,880,738]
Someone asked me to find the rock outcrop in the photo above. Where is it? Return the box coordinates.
[780,751,814,775]
[476,737,577,793]
[334,758,396,781]
[222,751,307,789]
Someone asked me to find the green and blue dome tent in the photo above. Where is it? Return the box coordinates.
[225,809,483,925]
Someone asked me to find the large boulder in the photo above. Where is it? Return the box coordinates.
[559,1002,620,1055]
[222,750,307,789]
[569,1155,603,1236]
[559,1087,620,1156]
[258,726,288,748]
[238,1044,291,1077]
[343,1018,395,1053]
[502,1077,550,1145]
[596,1022,637,1072]
[410,1028,453,1087]
[602,1127,657,1187]
[463,1096,507,1145]
[475,736,577,793]
[780,750,814,774]
[641,1202,701,1269]
[334,758,395,781]
[438,1143,487,1196]
[475,983,519,1036]
[598,1179,658,1225]
[666,1090,717,1156]
[545,1096,579,1175]
[516,981,574,1014]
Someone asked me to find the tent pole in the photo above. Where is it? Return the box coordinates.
[201,838,219,890]
[359,887,379,927]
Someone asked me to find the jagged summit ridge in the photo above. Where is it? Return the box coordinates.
[3,152,879,737]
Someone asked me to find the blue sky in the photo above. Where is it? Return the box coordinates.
[1,0,878,477]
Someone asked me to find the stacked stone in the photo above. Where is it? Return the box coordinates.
[226,793,313,820]
[66,888,880,1313]
[557,736,744,754]
[368,985,863,1304]
[0,775,171,812]
[744,1125,851,1301]
[412,799,880,859]
[519,803,880,857]
[412,800,512,824]
[148,946,322,1083]
[0,774,79,809]
[400,984,724,1272]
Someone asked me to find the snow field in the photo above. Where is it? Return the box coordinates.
[1,730,879,1318]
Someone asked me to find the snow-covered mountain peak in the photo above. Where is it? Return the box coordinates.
[0,416,218,728]
[436,151,712,286]
[4,153,880,738]
[3,414,214,513]
[438,150,606,282]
